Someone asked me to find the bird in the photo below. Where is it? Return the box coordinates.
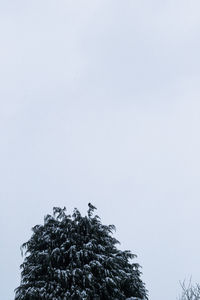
[88,203,97,210]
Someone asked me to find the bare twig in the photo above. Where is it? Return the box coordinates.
[179,279,200,300]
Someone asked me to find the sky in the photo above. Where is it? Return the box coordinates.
[1,1,200,299]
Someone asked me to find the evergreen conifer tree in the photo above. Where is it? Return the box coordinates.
[15,204,147,300]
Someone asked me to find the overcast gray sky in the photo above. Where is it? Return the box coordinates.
[1,1,200,299]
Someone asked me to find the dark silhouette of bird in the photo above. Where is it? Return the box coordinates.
[88,203,96,210]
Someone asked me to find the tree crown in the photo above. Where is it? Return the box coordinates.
[15,204,147,300]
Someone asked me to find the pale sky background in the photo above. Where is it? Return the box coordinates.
[1,1,200,299]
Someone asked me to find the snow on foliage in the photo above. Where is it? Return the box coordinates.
[15,203,147,300]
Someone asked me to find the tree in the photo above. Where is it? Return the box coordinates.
[179,279,200,300]
[15,204,147,300]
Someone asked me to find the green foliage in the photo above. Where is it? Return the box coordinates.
[15,204,147,300]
